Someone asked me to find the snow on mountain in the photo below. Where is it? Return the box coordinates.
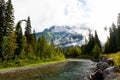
[36,25,90,47]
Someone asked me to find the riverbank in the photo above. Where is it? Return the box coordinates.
[0,60,66,80]
[87,56,120,80]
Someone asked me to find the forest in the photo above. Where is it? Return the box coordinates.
[0,0,120,69]
[0,0,65,68]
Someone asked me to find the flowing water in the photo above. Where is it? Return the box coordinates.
[33,59,96,80]
[0,59,96,80]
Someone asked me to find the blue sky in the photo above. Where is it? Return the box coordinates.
[12,0,120,42]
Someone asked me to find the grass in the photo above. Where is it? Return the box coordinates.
[0,60,66,72]
[107,52,120,74]
[107,52,120,66]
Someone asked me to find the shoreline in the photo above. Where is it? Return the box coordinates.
[0,61,67,80]
[0,60,66,72]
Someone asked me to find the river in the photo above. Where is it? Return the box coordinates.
[0,59,96,80]
[33,59,96,80]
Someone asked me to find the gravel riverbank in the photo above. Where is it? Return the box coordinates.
[0,61,67,80]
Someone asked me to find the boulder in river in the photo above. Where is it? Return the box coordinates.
[103,66,115,78]
[95,61,109,71]
[90,69,104,80]
[104,73,119,80]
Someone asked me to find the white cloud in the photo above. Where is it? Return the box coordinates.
[12,0,120,42]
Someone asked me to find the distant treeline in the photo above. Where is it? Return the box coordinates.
[64,30,102,60]
[104,13,120,54]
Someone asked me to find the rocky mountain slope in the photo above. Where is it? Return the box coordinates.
[36,26,90,47]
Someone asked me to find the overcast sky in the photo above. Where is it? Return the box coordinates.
[12,0,120,42]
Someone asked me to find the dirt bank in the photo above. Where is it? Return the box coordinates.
[0,61,67,80]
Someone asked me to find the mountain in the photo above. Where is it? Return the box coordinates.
[36,26,90,47]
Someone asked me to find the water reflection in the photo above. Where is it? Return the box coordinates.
[0,59,96,80]
[34,59,96,80]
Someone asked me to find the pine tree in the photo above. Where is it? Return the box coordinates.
[31,30,36,53]
[25,16,32,44]
[4,0,14,36]
[94,30,101,49]
[0,0,6,58]
[36,35,48,58]
[2,32,17,61]
[7,32,17,60]
[117,13,120,51]
[1,36,9,60]
[92,44,101,59]
[15,21,23,56]
[109,23,117,53]
[104,37,111,54]
[47,39,55,58]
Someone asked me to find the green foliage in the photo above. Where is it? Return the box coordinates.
[36,35,65,61]
[25,16,32,44]
[1,32,17,61]
[81,30,102,59]
[0,0,65,69]
[7,32,17,60]
[104,23,117,53]
[0,0,6,37]
[67,46,81,58]
[104,14,120,53]
[1,36,9,60]
[36,35,48,58]
[92,44,102,59]
[15,21,23,55]
[107,52,120,66]
[5,0,14,35]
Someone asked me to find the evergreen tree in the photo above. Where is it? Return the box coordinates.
[0,0,6,58]
[92,44,101,59]
[81,29,95,55]
[1,36,9,60]
[109,24,117,53]
[67,46,81,58]
[104,14,120,53]
[117,13,120,51]
[36,35,48,58]
[31,30,36,53]
[94,30,101,49]
[47,39,55,58]
[104,37,111,54]
[25,16,32,44]
[24,16,33,55]
[7,32,17,60]
[2,32,17,61]
[4,0,14,36]
[81,30,102,58]
[15,21,23,56]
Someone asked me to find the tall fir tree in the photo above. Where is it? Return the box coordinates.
[94,30,101,49]
[104,14,120,53]
[104,37,111,54]
[4,0,14,36]
[36,35,48,58]
[31,30,36,53]
[15,21,23,56]
[109,23,117,53]
[117,13,120,51]
[2,32,17,61]
[25,16,32,44]
[0,0,6,58]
